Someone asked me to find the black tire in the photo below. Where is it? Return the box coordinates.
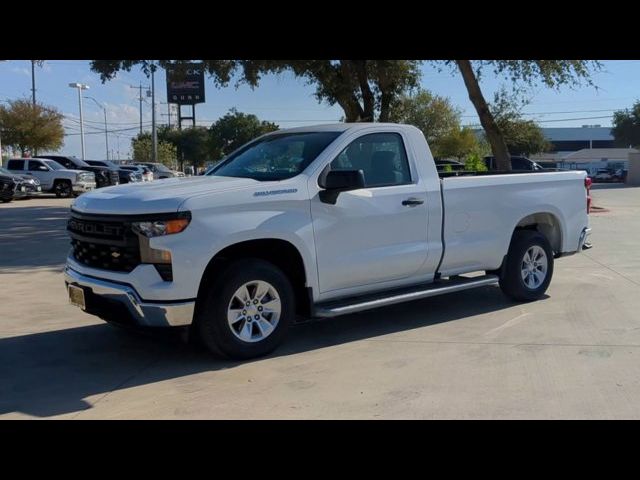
[54,180,72,198]
[499,230,554,302]
[195,258,295,359]
[1,198,12,203]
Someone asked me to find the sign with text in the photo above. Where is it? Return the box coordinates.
[166,63,205,105]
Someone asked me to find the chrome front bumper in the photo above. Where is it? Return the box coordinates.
[73,181,97,193]
[64,266,194,327]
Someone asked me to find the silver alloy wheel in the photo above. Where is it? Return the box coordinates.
[227,280,281,343]
[520,245,548,289]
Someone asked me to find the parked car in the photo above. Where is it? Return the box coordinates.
[120,165,153,182]
[0,170,29,203]
[0,166,42,198]
[593,169,613,182]
[6,158,96,197]
[65,123,591,360]
[135,162,177,179]
[84,160,141,184]
[484,155,546,171]
[35,155,119,188]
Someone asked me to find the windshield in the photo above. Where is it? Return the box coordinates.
[154,163,172,173]
[0,167,14,175]
[43,160,64,170]
[209,131,341,181]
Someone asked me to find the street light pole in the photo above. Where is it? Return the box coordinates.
[85,96,109,161]
[150,61,158,163]
[69,83,89,160]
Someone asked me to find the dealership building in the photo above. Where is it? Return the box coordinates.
[524,126,635,174]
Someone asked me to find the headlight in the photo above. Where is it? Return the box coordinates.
[131,215,191,238]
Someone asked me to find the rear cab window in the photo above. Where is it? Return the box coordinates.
[7,160,25,171]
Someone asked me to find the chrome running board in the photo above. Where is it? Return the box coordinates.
[314,274,499,318]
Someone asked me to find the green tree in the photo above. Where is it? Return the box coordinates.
[449,60,600,170]
[489,89,550,156]
[612,100,640,147]
[0,99,64,155]
[132,134,177,167]
[388,88,461,157]
[464,151,488,172]
[437,126,485,160]
[90,60,422,122]
[209,109,279,158]
[161,126,211,168]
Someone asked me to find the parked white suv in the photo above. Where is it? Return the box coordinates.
[7,158,96,197]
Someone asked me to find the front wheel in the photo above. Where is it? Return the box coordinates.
[499,230,554,302]
[54,180,72,198]
[195,259,295,359]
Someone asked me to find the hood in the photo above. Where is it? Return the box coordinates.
[71,175,259,214]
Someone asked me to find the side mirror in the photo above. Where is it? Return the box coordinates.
[318,169,365,205]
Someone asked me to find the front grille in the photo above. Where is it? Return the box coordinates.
[79,172,95,182]
[67,213,141,272]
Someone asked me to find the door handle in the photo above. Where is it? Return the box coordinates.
[402,197,424,206]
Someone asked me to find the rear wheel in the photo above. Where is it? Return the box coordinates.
[54,180,72,198]
[195,259,295,359]
[499,230,554,301]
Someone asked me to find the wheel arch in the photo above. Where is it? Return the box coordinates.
[195,238,311,319]
[513,211,563,255]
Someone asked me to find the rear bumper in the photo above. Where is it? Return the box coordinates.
[578,227,592,251]
[64,265,195,327]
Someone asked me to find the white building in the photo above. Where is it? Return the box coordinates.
[558,148,638,174]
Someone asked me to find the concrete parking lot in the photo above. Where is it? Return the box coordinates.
[1,185,640,419]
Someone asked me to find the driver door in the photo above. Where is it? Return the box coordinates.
[310,131,429,294]
[27,160,54,189]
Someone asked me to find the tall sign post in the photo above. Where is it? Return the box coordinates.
[166,63,206,170]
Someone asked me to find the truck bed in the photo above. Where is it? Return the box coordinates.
[437,170,588,276]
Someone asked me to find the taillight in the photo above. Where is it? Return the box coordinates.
[585,177,592,214]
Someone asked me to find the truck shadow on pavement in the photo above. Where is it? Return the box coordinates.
[0,285,528,418]
[0,205,71,271]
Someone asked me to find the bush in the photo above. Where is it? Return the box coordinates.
[464,152,488,172]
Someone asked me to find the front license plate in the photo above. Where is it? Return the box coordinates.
[68,285,86,309]
[20,186,26,192]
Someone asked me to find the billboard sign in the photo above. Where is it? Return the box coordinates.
[166,63,205,105]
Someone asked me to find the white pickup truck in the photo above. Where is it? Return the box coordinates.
[64,123,591,359]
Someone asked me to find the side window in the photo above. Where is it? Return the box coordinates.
[7,160,25,170]
[28,160,47,171]
[330,133,412,188]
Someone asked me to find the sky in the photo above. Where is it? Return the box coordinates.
[1,60,639,159]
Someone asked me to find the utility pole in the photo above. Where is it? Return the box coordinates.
[151,61,158,163]
[31,60,36,106]
[130,83,146,135]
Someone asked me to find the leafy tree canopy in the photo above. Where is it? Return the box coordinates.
[209,108,278,159]
[0,99,64,155]
[388,88,461,157]
[90,60,422,122]
[131,134,177,167]
[612,100,640,148]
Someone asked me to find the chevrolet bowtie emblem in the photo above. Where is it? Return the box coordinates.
[111,252,121,258]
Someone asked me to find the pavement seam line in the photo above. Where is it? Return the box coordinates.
[363,338,640,348]
[581,252,640,287]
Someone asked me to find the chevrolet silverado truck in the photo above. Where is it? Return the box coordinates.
[64,123,592,359]
[7,158,96,197]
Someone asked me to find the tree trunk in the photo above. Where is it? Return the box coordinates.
[378,91,392,122]
[456,60,511,171]
[353,60,375,122]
